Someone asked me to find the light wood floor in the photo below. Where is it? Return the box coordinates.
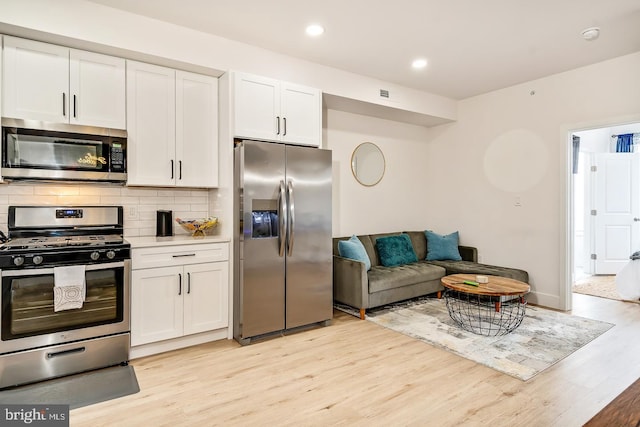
[71,294,640,426]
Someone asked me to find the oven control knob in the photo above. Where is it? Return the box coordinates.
[106,250,116,260]
[33,255,43,265]
[13,256,24,266]
[90,251,100,261]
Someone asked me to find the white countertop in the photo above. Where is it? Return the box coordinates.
[126,234,230,248]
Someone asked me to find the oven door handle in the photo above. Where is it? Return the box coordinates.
[1,261,126,277]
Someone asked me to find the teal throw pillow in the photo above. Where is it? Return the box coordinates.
[375,234,418,267]
[425,230,462,261]
[338,235,371,270]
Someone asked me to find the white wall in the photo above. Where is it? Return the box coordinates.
[575,127,611,153]
[423,52,640,309]
[324,109,432,236]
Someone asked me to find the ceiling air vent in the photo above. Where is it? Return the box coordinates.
[379,89,389,98]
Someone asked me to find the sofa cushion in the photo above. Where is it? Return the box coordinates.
[425,230,462,261]
[427,260,529,283]
[368,262,446,293]
[375,234,418,267]
[404,231,427,260]
[338,235,371,270]
[368,233,402,267]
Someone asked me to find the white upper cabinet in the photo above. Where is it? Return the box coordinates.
[2,36,126,129]
[234,72,321,147]
[280,82,322,146]
[69,49,126,129]
[176,70,219,188]
[234,73,279,142]
[127,61,218,188]
[126,61,176,187]
[3,37,68,123]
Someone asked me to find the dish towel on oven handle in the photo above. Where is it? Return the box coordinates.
[53,265,86,312]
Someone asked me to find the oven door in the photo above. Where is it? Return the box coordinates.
[0,260,130,355]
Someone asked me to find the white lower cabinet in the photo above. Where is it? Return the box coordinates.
[131,243,229,348]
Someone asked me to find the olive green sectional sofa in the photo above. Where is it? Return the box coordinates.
[332,231,529,319]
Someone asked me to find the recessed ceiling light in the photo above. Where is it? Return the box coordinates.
[581,27,600,41]
[305,24,325,37]
[411,58,428,69]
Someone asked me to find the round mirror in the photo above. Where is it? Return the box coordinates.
[351,142,385,186]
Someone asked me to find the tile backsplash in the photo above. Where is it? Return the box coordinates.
[0,183,221,237]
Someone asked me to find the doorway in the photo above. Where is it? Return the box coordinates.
[570,122,640,302]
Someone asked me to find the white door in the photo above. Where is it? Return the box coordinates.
[131,266,184,346]
[176,71,218,188]
[234,72,280,141]
[2,36,69,123]
[280,82,321,147]
[594,153,640,274]
[126,61,176,186]
[183,261,229,335]
[70,49,126,129]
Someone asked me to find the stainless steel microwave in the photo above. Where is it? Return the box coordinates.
[1,118,127,183]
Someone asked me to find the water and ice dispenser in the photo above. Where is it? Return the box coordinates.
[251,211,278,238]
[250,199,279,239]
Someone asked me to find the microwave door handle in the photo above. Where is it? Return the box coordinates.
[287,180,295,256]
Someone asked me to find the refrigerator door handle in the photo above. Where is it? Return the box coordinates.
[278,180,287,257]
[287,180,295,256]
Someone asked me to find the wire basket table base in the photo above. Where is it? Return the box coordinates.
[444,290,527,336]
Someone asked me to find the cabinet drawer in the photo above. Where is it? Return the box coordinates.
[132,243,229,269]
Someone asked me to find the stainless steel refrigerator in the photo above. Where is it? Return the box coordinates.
[233,140,332,344]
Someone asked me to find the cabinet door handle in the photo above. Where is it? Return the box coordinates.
[283,117,287,136]
[62,93,66,116]
[171,160,174,180]
[276,116,280,135]
[179,160,182,180]
[73,95,77,118]
[178,273,182,295]
[187,272,191,294]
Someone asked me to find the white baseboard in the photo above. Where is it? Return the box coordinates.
[130,328,229,359]
[528,291,562,310]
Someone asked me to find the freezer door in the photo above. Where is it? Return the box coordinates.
[237,141,286,339]
[285,145,333,329]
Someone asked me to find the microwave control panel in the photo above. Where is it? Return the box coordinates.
[110,139,126,171]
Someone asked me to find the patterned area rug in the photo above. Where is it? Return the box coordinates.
[365,298,614,381]
[573,275,640,304]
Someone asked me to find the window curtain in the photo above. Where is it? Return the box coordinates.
[616,133,634,152]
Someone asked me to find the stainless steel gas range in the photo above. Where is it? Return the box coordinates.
[0,206,131,389]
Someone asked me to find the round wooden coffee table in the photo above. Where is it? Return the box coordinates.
[440,274,530,336]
